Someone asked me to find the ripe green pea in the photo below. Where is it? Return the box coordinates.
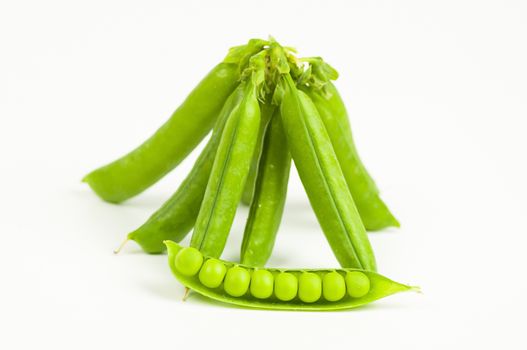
[198,259,227,288]
[298,272,322,303]
[322,271,346,301]
[274,272,298,301]
[346,271,371,298]
[174,247,203,276]
[250,270,274,299]
[224,266,251,297]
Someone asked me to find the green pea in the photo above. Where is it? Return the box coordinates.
[174,247,203,276]
[274,272,298,301]
[224,266,251,297]
[298,272,322,303]
[346,271,371,298]
[250,270,274,299]
[198,259,227,288]
[322,271,346,301]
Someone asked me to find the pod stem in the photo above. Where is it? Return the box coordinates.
[182,287,190,301]
[113,238,130,254]
[410,286,423,294]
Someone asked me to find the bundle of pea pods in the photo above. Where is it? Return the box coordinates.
[84,38,418,310]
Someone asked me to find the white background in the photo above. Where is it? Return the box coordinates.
[1,1,526,349]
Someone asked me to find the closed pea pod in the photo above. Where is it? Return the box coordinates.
[305,83,399,231]
[166,241,418,311]
[241,37,290,213]
[125,86,245,253]
[83,62,240,203]
[240,103,275,205]
[240,110,291,266]
[83,40,269,204]
[279,74,376,270]
[190,75,262,258]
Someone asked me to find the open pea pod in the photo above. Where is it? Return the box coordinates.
[166,241,418,311]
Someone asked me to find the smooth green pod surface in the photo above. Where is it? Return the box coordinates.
[279,74,376,270]
[241,111,291,266]
[83,62,240,203]
[128,49,266,253]
[190,79,261,258]
[241,103,275,205]
[127,86,245,253]
[166,241,418,311]
[306,83,399,231]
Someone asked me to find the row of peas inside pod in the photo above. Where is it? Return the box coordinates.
[167,241,418,311]
[84,38,416,310]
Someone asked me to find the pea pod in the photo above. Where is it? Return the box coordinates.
[240,103,275,205]
[279,74,376,270]
[190,78,261,258]
[305,83,399,231]
[166,241,418,311]
[241,111,291,266]
[125,86,245,253]
[83,62,240,203]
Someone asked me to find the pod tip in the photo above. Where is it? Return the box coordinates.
[410,286,422,294]
[113,238,130,254]
[182,287,191,301]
